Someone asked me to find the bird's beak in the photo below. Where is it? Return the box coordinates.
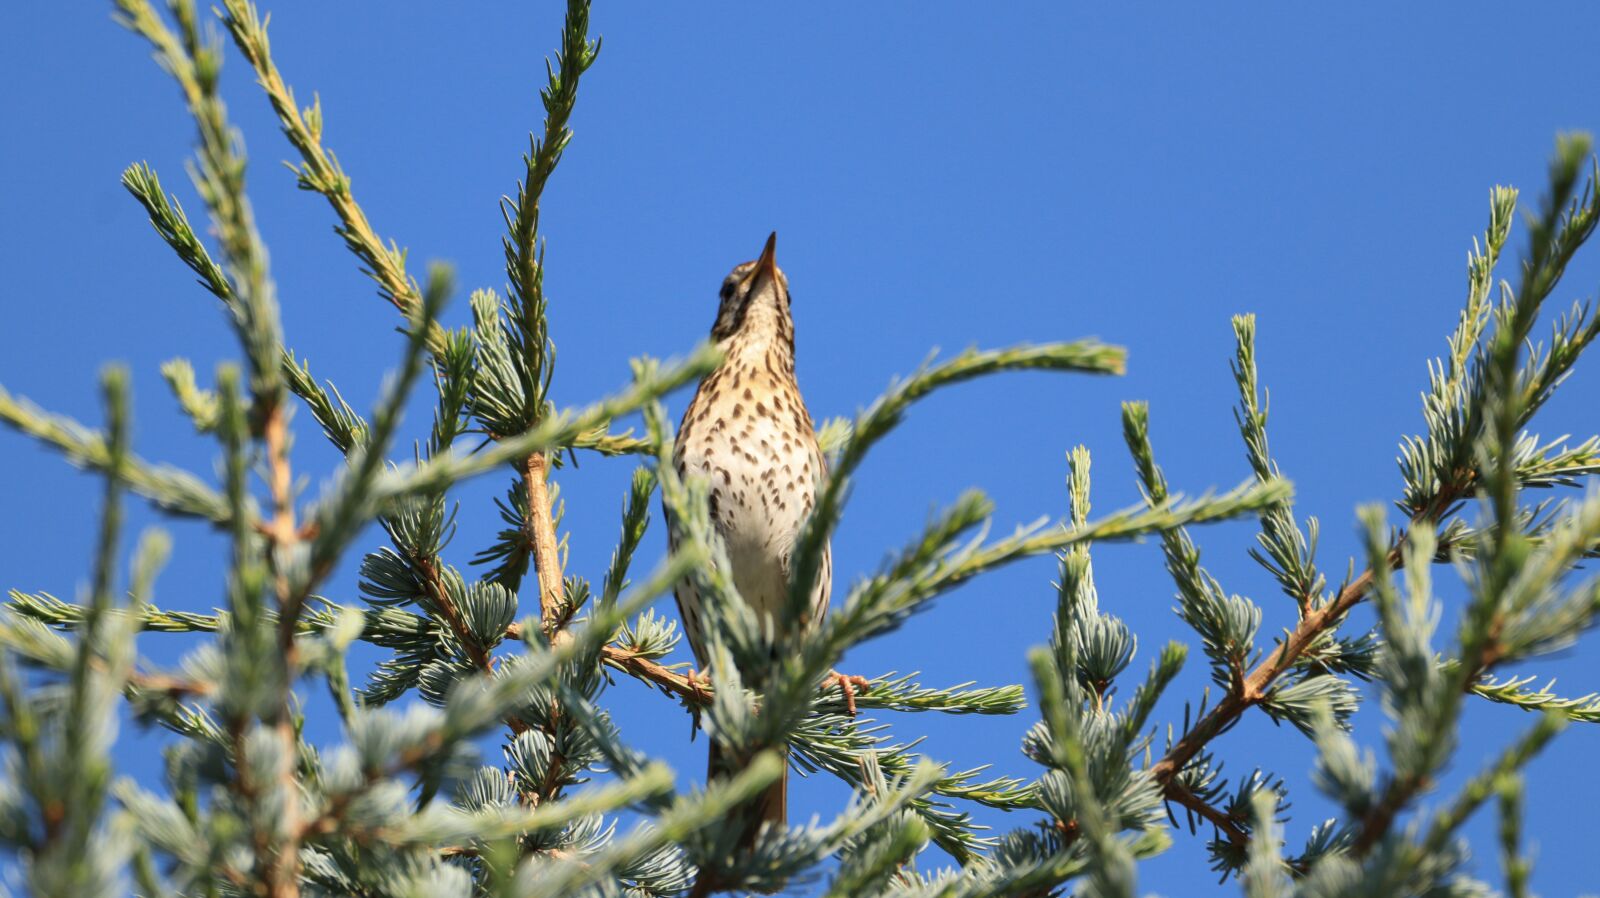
[752,231,779,285]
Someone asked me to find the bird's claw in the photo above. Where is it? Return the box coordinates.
[684,667,714,704]
[824,670,871,716]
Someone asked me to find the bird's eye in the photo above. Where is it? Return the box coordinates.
[719,282,736,300]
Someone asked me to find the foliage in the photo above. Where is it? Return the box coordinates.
[2,2,1598,896]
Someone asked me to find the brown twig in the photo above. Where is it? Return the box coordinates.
[411,553,493,673]
[495,451,572,806]
[1134,487,1473,874]
[1349,772,1430,858]
[596,643,880,717]
[522,453,568,645]
[128,669,212,698]
[1165,779,1249,849]
[412,551,531,736]
[1151,486,1473,796]
[521,621,879,709]
[600,644,705,700]
[1150,564,1385,790]
[1166,779,1312,876]
[261,400,304,898]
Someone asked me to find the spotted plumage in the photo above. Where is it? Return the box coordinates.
[667,233,830,834]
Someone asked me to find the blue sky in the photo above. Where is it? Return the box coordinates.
[3,3,1599,894]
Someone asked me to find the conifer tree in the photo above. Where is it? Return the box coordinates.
[2,3,1597,896]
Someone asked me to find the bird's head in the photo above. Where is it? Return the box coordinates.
[710,232,791,342]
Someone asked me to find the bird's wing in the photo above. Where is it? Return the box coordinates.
[664,500,709,668]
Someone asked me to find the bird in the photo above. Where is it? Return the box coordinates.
[667,233,865,838]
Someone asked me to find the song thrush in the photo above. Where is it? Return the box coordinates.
[669,233,861,836]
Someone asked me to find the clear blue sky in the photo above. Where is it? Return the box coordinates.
[3,3,1599,894]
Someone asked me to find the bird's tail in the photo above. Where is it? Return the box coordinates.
[707,739,787,845]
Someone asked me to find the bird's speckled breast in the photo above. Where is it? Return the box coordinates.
[675,339,823,622]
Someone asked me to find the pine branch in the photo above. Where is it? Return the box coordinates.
[564,415,849,460]
[159,359,221,433]
[820,673,1026,716]
[115,0,285,415]
[501,0,597,424]
[519,754,784,898]
[1131,397,1472,820]
[1496,775,1533,898]
[1147,550,1395,793]
[1029,649,1135,898]
[1469,673,1600,723]
[216,0,448,355]
[113,7,309,888]
[0,385,233,525]
[1,370,139,896]
[816,474,1291,675]
[123,159,393,448]
[375,347,720,506]
[788,711,1030,860]
[411,553,496,677]
[1240,791,1292,898]
[470,0,600,644]
[8,591,1025,721]
[341,764,672,849]
[786,341,1128,632]
[1232,315,1324,611]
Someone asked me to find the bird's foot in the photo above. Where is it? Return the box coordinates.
[823,670,872,716]
[683,667,714,704]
